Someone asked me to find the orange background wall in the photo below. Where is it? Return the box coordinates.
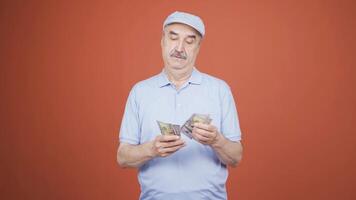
[1,0,355,199]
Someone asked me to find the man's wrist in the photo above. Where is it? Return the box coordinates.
[211,132,227,149]
[143,141,156,159]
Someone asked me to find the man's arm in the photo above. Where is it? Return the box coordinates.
[211,133,243,167]
[117,142,155,168]
[117,135,185,168]
[192,123,243,167]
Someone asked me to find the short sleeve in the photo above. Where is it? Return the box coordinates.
[220,82,242,142]
[119,86,140,144]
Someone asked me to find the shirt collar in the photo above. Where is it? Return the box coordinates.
[157,67,203,88]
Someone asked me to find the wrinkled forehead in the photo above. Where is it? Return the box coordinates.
[163,23,202,39]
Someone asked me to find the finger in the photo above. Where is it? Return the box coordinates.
[193,127,215,138]
[159,135,180,142]
[193,123,215,132]
[192,132,211,143]
[160,139,185,148]
[159,144,185,154]
[166,144,185,153]
[160,153,170,157]
[154,139,184,154]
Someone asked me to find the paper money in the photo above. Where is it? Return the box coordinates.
[157,121,181,136]
[181,114,212,139]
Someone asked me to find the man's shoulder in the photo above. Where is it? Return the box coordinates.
[200,71,231,91]
[130,73,161,93]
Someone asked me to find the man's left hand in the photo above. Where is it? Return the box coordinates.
[191,123,220,145]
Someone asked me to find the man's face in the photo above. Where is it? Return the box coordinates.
[161,23,202,71]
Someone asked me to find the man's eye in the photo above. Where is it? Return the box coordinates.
[170,36,178,40]
[186,39,194,44]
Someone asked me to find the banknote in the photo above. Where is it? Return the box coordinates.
[157,121,181,136]
[181,114,212,139]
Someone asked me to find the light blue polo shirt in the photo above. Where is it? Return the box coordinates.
[119,68,242,200]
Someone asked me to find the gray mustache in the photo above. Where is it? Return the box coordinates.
[170,50,187,59]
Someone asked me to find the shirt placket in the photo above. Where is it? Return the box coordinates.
[173,82,190,123]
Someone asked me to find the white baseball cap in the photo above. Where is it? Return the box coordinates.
[163,11,205,37]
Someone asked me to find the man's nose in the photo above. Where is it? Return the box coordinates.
[176,40,185,52]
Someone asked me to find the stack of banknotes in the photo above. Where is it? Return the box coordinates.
[157,114,212,139]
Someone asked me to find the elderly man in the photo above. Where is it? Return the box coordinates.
[117,11,243,200]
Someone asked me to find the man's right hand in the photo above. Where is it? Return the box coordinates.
[150,135,185,157]
[117,135,185,168]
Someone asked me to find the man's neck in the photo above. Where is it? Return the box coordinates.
[164,67,194,89]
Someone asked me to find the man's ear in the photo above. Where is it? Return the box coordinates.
[197,35,203,45]
[195,44,201,54]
